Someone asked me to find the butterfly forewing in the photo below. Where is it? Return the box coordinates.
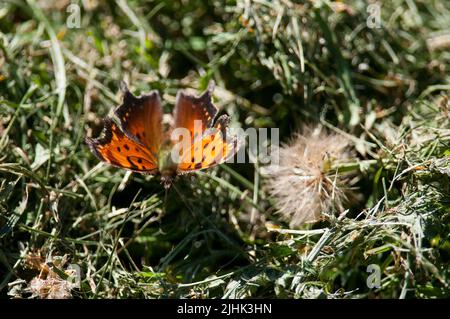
[115,88,163,158]
[173,85,218,141]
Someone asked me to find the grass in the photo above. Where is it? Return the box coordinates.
[0,0,449,298]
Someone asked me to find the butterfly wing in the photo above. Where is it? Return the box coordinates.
[176,115,241,173]
[115,87,163,159]
[173,82,218,140]
[86,118,158,173]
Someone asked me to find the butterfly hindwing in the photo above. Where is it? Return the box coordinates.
[115,87,163,158]
[86,118,158,173]
[177,115,240,173]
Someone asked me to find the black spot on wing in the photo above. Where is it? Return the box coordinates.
[126,156,138,170]
[126,156,156,172]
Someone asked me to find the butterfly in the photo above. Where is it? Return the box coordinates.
[86,82,241,188]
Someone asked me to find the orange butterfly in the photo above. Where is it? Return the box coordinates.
[86,82,241,188]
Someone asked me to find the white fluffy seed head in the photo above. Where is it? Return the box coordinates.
[263,125,353,227]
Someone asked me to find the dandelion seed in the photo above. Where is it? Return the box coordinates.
[25,253,75,299]
[263,125,354,227]
[29,276,73,299]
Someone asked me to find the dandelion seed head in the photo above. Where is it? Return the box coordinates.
[25,253,75,299]
[263,125,353,227]
[29,276,73,299]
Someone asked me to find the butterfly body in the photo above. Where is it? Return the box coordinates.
[86,82,240,188]
[158,144,178,178]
